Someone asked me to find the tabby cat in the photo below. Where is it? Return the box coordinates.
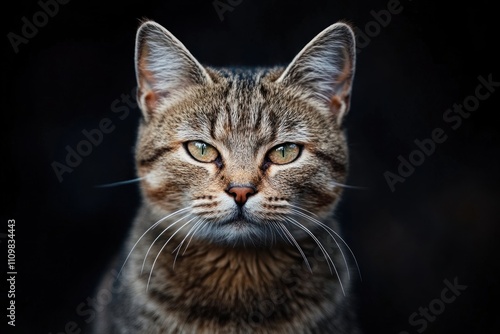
[94,20,360,333]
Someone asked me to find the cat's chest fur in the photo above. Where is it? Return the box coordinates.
[109,219,344,334]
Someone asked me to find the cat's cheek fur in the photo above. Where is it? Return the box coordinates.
[139,168,200,211]
[271,158,342,217]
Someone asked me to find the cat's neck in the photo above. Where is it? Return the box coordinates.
[121,206,344,332]
[137,224,323,295]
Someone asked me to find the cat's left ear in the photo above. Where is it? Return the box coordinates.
[276,23,356,125]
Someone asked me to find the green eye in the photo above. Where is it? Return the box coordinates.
[267,143,301,165]
[186,141,219,163]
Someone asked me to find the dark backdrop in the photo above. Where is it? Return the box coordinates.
[3,0,499,333]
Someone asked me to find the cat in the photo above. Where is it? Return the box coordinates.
[93,20,360,333]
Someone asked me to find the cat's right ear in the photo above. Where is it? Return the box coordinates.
[135,21,212,119]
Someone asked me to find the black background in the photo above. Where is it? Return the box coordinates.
[3,0,500,333]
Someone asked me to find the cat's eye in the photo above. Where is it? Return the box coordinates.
[186,141,219,163]
[267,143,301,165]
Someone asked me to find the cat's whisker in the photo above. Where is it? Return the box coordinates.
[285,217,335,274]
[172,219,203,254]
[330,180,366,190]
[287,204,319,218]
[118,207,191,277]
[147,218,197,291]
[289,208,350,281]
[141,213,192,274]
[285,217,345,296]
[277,222,312,274]
[273,221,294,245]
[172,219,205,269]
[182,219,208,255]
[94,177,146,188]
[289,208,362,281]
[269,223,277,246]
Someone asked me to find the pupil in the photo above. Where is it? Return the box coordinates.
[201,144,205,155]
[281,147,285,158]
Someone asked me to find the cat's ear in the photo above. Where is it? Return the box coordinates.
[135,21,212,119]
[276,23,356,124]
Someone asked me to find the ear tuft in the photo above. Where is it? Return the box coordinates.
[277,23,356,124]
[135,21,212,118]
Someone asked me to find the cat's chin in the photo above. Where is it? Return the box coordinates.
[196,218,275,246]
[219,217,259,228]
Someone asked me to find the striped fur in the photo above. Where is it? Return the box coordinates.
[94,21,359,333]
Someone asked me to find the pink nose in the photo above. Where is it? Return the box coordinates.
[227,186,256,206]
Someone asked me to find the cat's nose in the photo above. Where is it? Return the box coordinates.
[226,185,256,206]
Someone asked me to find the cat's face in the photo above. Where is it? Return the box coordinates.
[134,22,355,245]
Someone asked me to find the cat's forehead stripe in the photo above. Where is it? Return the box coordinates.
[209,69,273,144]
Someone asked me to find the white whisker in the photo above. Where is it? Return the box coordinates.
[147,217,196,291]
[286,217,334,274]
[172,219,203,254]
[287,204,319,217]
[94,177,146,188]
[289,209,350,281]
[330,180,366,190]
[141,213,192,274]
[172,219,205,269]
[278,222,312,273]
[289,208,362,281]
[269,223,277,246]
[118,207,191,277]
[286,217,345,296]
[182,219,208,255]
[273,221,293,245]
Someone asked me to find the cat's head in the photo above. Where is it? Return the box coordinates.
[134,21,355,245]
